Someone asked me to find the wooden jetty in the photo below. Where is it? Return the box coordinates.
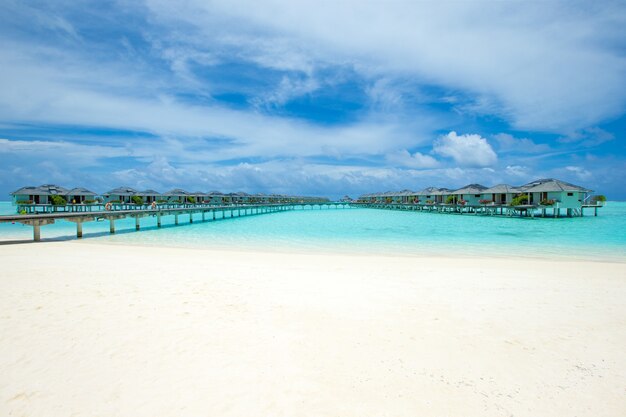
[0,202,353,242]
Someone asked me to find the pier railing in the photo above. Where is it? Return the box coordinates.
[14,201,334,214]
[351,201,602,218]
[1,202,354,242]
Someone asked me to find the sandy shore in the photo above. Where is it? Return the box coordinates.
[1,241,625,416]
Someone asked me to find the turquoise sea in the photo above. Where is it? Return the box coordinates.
[1,201,625,261]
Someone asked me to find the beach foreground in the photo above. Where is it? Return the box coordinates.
[1,242,625,416]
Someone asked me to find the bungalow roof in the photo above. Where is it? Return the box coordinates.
[521,178,592,193]
[66,187,98,196]
[482,184,522,194]
[416,187,441,196]
[136,189,161,196]
[163,189,191,196]
[11,184,70,196]
[104,187,138,196]
[430,188,453,196]
[452,183,488,195]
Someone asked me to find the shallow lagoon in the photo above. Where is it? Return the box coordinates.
[1,201,625,261]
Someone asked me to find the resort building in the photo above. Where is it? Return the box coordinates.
[10,184,70,205]
[451,184,488,205]
[163,189,192,203]
[136,189,161,204]
[190,191,210,204]
[229,192,250,205]
[206,191,226,205]
[416,187,440,204]
[481,184,522,205]
[66,187,98,204]
[432,188,453,204]
[358,178,596,212]
[519,178,592,208]
[103,187,139,204]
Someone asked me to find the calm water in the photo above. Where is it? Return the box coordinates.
[1,201,625,261]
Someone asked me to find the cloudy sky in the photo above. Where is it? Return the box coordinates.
[1,0,625,199]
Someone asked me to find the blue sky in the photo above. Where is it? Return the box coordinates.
[1,0,625,200]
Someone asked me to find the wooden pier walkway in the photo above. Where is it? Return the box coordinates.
[353,201,602,218]
[0,202,353,242]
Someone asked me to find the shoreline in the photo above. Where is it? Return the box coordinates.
[2,241,626,416]
[2,234,625,264]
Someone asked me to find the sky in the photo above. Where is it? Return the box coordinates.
[1,0,625,200]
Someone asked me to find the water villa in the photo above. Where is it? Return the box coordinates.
[103,187,139,204]
[357,178,603,218]
[3,185,341,242]
[1,179,605,242]
[11,184,70,205]
[9,184,331,214]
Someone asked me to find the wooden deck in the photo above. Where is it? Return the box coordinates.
[0,202,353,242]
[352,202,603,218]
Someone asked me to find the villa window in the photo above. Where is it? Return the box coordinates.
[567,192,573,196]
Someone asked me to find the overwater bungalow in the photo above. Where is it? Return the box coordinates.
[397,190,418,203]
[417,187,441,204]
[136,189,161,204]
[190,191,210,204]
[250,193,268,204]
[451,184,488,205]
[519,178,592,208]
[357,177,600,217]
[11,184,70,205]
[66,187,98,204]
[230,192,249,205]
[432,188,453,204]
[481,184,522,205]
[163,189,192,204]
[103,187,138,204]
[206,191,226,205]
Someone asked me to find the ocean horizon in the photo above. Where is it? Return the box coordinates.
[1,201,624,262]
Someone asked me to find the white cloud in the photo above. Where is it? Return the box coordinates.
[493,133,550,153]
[565,165,592,181]
[386,149,439,169]
[433,131,497,167]
[505,165,530,178]
[144,0,626,131]
[558,127,615,147]
[0,138,128,162]
[250,75,320,108]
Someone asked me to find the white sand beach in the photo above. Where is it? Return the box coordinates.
[1,241,625,416]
